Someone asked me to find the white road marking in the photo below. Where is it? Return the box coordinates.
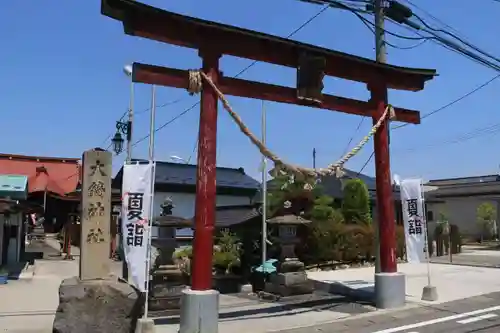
[371,305,500,333]
[456,313,497,324]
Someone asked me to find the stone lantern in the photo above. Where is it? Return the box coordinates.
[149,197,191,312]
[265,214,314,297]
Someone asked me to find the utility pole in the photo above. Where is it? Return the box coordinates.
[261,100,268,268]
[125,65,134,163]
[122,64,134,281]
[374,0,386,64]
[373,0,386,275]
[312,148,317,169]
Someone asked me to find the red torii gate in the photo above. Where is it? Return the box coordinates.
[102,0,436,313]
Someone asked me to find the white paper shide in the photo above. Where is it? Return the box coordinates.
[400,178,427,264]
[121,163,153,292]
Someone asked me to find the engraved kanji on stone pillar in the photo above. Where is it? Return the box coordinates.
[79,148,112,280]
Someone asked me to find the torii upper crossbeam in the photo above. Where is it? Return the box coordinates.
[102,0,436,318]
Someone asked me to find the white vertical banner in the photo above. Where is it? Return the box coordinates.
[121,163,154,292]
[400,178,427,264]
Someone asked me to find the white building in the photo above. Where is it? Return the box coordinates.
[425,174,500,239]
[113,160,261,241]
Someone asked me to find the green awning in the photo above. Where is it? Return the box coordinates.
[0,175,28,200]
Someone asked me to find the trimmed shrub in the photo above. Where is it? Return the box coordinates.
[341,179,371,224]
[303,222,407,265]
[433,223,462,256]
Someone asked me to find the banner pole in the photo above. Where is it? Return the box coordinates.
[420,180,432,286]
[143,85,157,320]
[420,179,438,301]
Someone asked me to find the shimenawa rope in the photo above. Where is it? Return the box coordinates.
[187,70,395,179]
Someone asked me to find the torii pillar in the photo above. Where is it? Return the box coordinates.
[180,51,221,333]
[370,83,404,309]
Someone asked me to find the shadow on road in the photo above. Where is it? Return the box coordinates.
[153,293,373,325]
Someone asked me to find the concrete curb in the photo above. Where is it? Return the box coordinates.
[310,279,374,302]
[18,266,35,280]
[430,260,500,269]
[9,262,35,281]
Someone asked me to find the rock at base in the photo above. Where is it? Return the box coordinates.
[53,276,143,333]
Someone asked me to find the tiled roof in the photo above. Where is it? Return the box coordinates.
[0,154,80,195]
[114,160,260,190]
[210,204,260,227]
[177,204,261,238]
[427,174,500,187]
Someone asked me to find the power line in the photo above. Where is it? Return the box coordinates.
[393,73,500,129]
[297,1,500,176]
[401,0,467,38]
[358,120,500,175]
[378,1,500,71]
[121,4,331,155]
[357,73,500,174]
[332,0,431,159]
[186,138,198,164]
[99,98,185,150]
[301,0,500,161]
[299,0,431,161]
[413,15,500,67]
[302,1,500,72]
[302,0,431,42]
[400,122,500,154]
[130,102,198,147]
[356,151,374,176]
[386,17,500,72]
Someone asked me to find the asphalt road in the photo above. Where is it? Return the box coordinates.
[278,292,500,333]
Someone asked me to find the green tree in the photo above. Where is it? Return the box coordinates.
[266,172,342,264]
[437,211,448,223]
[477,202,497,242]
[266,173,320,217]
[341,178,371,224]
[309,195,338,222]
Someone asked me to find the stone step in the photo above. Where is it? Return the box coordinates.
[270,271,308,286]
[264,280,314,297]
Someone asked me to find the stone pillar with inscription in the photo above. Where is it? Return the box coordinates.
[79,149,112,280]
[53,149,144,333]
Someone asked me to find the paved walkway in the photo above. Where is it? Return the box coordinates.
[0,260,78,333]
[431,246,500,268]
[44,234,81,256]
[308,262,500,305]
[0,238,121,333]
[8,241,500,333]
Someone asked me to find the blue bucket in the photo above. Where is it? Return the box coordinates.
[0,274,8,284]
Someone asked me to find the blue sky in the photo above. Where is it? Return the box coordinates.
[1,0,499,181]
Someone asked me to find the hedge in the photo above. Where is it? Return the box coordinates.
[299,223,407,265]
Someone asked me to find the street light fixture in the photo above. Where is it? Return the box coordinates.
[111,131,125,155]
[111,120,131,155]
[123,64,133,77]
[110,64,134,157]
